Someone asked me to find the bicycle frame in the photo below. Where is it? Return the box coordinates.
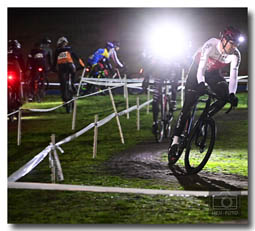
[186,94,213,138]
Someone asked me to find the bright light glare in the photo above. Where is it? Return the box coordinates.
[238,36,245,43]
[147,23,186,60]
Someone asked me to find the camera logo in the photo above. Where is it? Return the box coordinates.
[209,191,241,216]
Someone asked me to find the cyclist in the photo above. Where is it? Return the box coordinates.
[111,41,124,69]
[8,40,26,74]
[142,51,181,134]
[87,42,114,78]
[52,36,85,103]
[168,26,244,161]
[8,39,25,108]
[40,37,53,73]
[26,42,47,100]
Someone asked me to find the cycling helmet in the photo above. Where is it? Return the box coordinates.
[57,36,68,46]
[42,37,52,44]
[8,40,21,49]
[105,41,115,49]
[113,41,120,47]
[220,26,244,44]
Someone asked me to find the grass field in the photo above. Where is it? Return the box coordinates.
[8,91,248,224]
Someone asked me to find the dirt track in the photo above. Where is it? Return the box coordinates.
[106,139,248,191]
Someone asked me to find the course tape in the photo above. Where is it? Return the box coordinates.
[23,85,122,113]
[8,182,248,197]
[11,75,247,115]
[8,109,20,117]
[8,145,52,182]
[8,98,153,182]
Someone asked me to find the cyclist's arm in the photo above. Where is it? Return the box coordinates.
[196,42,213,83]
[111,49,124,68]
[229,50,241,94]
[71,50,85,67]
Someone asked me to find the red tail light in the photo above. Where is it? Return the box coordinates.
[86,68,90,72]
[8,75,13,80]
[38,67,43,72]
[8,71,16,82]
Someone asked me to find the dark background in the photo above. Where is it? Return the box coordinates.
[8,7,248,74]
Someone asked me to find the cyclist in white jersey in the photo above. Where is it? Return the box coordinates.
[110,41,124,68]
[168,26,244,161]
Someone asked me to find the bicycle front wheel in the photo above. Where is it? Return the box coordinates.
[184,118,215,174]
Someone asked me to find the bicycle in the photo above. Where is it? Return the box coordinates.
[168,90,233,174]
[154,80,175,143]
[32,67,49,102]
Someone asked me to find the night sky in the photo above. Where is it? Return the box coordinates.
[8,8,248,74]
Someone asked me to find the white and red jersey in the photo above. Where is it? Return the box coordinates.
[194,38,241,93]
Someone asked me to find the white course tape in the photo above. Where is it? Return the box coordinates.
[80,77,143,83]
[56,122,95,147]
[8,145,52,182]
[97,112,116,128]
[8,109,20,117]
[8,182,248,197]
[118,105,137,117]
[84,80,125,87]
[139,99,153,110]
[8,98,153,182]
[28,103,65,112]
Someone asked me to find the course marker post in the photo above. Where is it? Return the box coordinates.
[93,114,98,158]
[50,134,64,182]
[137,97,140,131]
[124,75,129,119]
[17,108,22,146]
[109,88,125,144]
[147,86,150,114]
[72,98,77,130]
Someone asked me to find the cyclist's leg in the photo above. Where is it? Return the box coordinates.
[69,63,77,94]
[205,71,229,117]
[171,62,199,146]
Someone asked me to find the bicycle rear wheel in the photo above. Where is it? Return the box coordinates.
[184,118,215,174]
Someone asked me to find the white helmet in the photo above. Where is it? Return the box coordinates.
[57,36,68,46]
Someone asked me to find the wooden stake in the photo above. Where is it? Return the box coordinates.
[93,115,98,158]
[109,88,125,144]
[51,134,64,182]
[147,86,150,114]
[125,75,129,119]
[137,97,140,131]
[17,108,22,146]
[72,98,77,130]
[77,67,86,96]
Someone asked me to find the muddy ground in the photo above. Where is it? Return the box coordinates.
[105,139,248,191]
[105,109,248,191]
